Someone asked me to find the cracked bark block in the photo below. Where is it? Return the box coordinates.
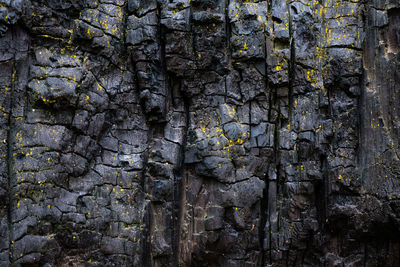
[231,33,265,60]
[250,122,275,148]
[128,0,157,15]
[28,78,78,107]
[161,5,190,32]
[219,176,265,208]
[151,139,180,165]
[195,156,235,182]
[127,11,157,45]
[223,121,247,140]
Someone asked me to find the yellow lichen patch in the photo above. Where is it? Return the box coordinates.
[370,117,378,128]
[199,120,207,133]
[306,69,320,87]
[41,98,56,104]
[221,136,247,152]
[315,45,327,64]
[15,132,22,144]
[96,83,104,91]
[226,105,236,118]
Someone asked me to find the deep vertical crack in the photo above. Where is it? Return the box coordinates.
[225,0,231,60]
[260,12,270,266]
[287,0,295,121]
[174,92,190,266]
[142,123,154,267]
[6,33,16,266]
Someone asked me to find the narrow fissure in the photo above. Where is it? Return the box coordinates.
[287,1,295,120]
[273,110,281,265]
[316,155,327,231]
[225,0,231,59]
[121,1,129,52]
[259,170,269,267]
[6,37,17,265]
[157,1,169,120]
[174,92,190,266]
[260,15,271,265]
[142,125,154,267]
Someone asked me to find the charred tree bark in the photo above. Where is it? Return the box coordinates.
[0,0,400,266]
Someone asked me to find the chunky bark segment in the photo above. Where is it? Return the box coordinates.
[0,0,400,266]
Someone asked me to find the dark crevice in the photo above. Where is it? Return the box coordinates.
[158,2,166,75]
[174,93,190,266]
[260,16,271,265]
[287,2,295,121]
[140,72,155,267]
[316,155,328,231]
[225,0,231,60]
[189,0,196,60]
[326,44,363,51]
[171,79,187,267]
[272,17,283,24]
[259,169,269,267]
[142,124,154,267]
[158,1,168,122]
[142,198,152,267]
[121,1,129,52]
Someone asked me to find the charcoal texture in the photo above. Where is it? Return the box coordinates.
[0,0,400,266]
